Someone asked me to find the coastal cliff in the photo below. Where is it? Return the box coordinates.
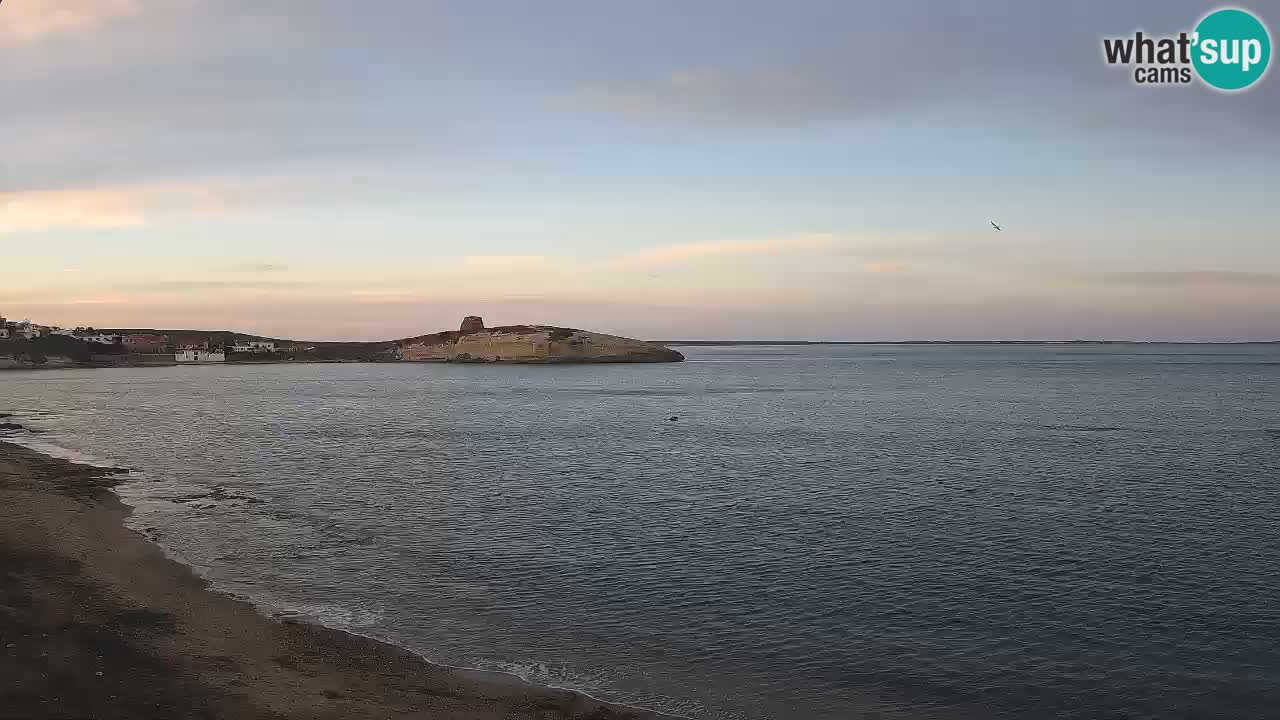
[397,317,684,364]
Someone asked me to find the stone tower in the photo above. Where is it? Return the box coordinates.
[459,316,485,334]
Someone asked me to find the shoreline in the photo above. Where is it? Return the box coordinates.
[0,436,670,719]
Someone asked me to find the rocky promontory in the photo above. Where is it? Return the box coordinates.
[396,317,684,364]
[1,318,683,368]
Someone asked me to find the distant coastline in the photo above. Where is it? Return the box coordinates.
[6,337,1276,371]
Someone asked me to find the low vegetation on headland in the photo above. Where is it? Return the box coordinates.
[0,316,683,369]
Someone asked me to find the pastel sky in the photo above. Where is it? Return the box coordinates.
[3,0,1279,341]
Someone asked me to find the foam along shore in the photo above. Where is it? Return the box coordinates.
[0,439,668,720]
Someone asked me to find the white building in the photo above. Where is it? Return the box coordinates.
[1,317,51,340]
[232,340,276,353]
[176,349,226,364]
[80,333,122,345]
[11,320,39,340]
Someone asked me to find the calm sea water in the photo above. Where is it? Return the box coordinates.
[3,345,1279,719]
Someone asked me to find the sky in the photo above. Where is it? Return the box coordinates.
[2,0,1279,341]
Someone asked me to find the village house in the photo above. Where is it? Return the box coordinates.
[175,348,226,364]
[1,319,40,340]
[1,315,86,341]
[231,340,276,353]
[76,331,123,345]
[124,333,171,354]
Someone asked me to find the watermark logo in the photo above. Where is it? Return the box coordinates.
[1102,7,1271,91]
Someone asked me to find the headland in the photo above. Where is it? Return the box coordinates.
[0,316,684,369]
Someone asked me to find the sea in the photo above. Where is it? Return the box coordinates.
[2,344,1278,719]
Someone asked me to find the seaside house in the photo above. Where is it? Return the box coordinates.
[124,333,171,354]
[6,320,39,340]
[76,331,124,345]
[231,340,276,353]
[0,316,56,340]
[176,348,227,363]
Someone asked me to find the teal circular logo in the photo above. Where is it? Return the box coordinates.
[1192,8,1271,90]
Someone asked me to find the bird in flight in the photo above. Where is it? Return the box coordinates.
[990,220,1002,231]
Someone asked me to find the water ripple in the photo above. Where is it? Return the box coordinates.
[2,345,1279,719]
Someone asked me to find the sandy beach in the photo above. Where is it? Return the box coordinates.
[0,439,662,720]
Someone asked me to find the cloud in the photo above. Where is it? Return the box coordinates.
[64,297,132,305]
[348,288,431,303]
[0,188,148,232]
[861,262,909,275]
[6,0,1272,208]
[126,280,315,291]
[583,68,884,126]
[224,263,290,273]
[460,255,550,268]
[576,4,1278,151]
[0,0,143,45]
[0,182,255,233]
[622,233,840,264]
[1099,270,1280,288]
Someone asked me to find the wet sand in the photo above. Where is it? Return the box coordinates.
[0,439,663,720]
